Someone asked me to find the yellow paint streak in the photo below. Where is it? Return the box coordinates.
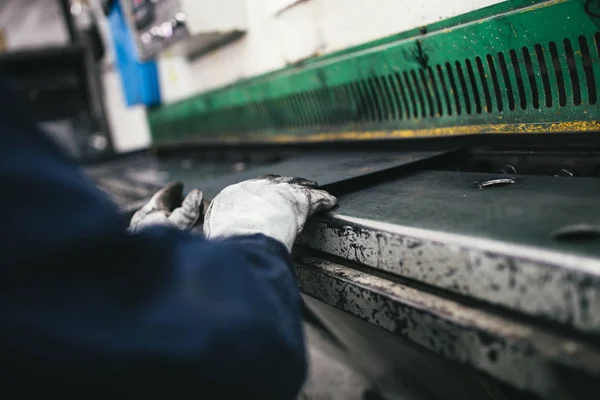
[264,121,600,143]
[159,121,600,147]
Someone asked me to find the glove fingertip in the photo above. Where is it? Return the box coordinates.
[307,191,337,215]
[183,189,204,206]
[325,197,338,211]
[154,181,184,211]
[318,189,337,205]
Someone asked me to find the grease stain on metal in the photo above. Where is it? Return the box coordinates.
[294,256,600,399]
[297,216,600,333]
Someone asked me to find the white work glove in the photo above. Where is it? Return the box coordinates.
[129,182,204,233]
[203,175,337,251]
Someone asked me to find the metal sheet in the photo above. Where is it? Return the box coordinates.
[298,171,600,334]
[296,256,600,399]
[88,150,446,218]
[154,151,444,198]
[91,153,600,396]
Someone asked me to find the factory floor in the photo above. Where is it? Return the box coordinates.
[300,324,372,400]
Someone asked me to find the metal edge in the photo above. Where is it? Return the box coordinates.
[295,255,600,399]
[297,213,600,334]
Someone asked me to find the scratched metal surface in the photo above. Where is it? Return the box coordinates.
[296,257,600,400]
[298,171,600,334]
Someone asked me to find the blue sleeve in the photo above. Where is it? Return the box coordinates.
[0,81,306,398]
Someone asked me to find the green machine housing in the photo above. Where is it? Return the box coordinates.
[149,0,600,146]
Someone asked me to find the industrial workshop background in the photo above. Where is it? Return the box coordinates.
[2,1,600,399]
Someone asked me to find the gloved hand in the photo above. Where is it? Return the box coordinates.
[129,182,204,233]
[203,175,337,251]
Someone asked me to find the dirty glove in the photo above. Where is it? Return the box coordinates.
[129,182,204,233]
[203,175,337,251]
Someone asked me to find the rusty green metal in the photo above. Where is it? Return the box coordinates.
[148,0,600,145]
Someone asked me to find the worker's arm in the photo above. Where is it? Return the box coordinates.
[0,81,333,398]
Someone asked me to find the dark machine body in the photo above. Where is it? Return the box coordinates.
[87,139,600,399]
[75,0,600,398]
